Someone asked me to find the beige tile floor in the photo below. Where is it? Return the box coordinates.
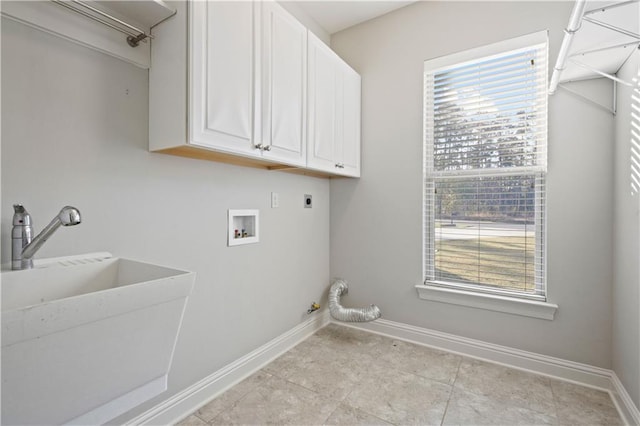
[177,324,623,425]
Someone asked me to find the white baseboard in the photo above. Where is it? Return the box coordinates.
[337,318,639,426]
[127,310,330,426]
[339,318,612,388]
[611,372,640,426]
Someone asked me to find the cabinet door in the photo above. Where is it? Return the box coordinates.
[307,32,337,172]
[336,63,361,177]
[261,2,307,166]
[189,1,259,156]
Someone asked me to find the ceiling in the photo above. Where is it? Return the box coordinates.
[288,1,416,34]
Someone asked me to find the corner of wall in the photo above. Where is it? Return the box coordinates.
[611,48,640,412]
[276,2,330,45]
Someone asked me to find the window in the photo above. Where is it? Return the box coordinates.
[423,32,548,302]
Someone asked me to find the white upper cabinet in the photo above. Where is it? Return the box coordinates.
[337,62,361,177]
[260,2,307,166]
[149,0,360,177]
[190,1,257,156]
[307,33,361,177]
[307,32,338,172]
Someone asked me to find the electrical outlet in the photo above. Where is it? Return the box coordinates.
[271,192,279,208]
[304,194,312,208]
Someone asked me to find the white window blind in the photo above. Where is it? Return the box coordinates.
[424,32,548,300]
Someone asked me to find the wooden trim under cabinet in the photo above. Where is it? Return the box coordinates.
[153,146,341,179]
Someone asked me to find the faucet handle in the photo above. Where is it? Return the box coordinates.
[12,204,32,226]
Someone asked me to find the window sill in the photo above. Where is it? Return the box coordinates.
[415,284,558,320]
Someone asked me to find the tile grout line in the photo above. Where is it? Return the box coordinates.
[192,413,207,424]
[320,400,341,425]
[439,358,463,426]
[205,373,277,425]
[191,409,207,424]
[358,406,400,426]
[548,379,561,424]
[451,358,565,421]
[311,354,369,425]
[205,388,249,425]
[335,374,399,426]
[262,330,355,425]
[328,365,392,426]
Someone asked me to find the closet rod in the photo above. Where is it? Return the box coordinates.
[50,0,151,47]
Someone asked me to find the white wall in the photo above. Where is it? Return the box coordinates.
[0,18,330,421]
[613,51,640,409]
[330,1,615,368]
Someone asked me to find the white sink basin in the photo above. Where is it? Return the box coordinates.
[1,253,195,425]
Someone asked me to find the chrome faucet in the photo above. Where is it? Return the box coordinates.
[12,204,82,270]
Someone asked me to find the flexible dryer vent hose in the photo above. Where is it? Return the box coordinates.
[328,279,381,322]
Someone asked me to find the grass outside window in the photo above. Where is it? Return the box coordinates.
[435,233,535,292]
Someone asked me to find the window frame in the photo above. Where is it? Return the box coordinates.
[422,31,549,303]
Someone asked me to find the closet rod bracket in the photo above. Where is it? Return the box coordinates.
[50,0,156,49]
[127,33,147,48]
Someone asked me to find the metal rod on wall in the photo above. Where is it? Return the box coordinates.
[548,0,588,95]
[570,41,640,57]
[582,16,640,40]
[569,58,634,86]
[49,0,152,47]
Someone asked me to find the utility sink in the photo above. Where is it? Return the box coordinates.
[1,252,195,425]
